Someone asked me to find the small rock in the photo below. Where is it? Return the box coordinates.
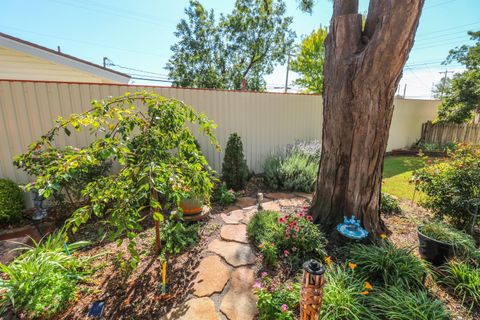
[235,197,257,208]
[221,210,246,224]
[220,267,258,320]
[162,297,221,320]
[208,239,255,267]
[220,224,249,243]
[193,255,231,297]
[278,197,307,207]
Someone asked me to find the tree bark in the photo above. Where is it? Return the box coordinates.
[310,0,425,238]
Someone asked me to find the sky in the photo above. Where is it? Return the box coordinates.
[2,0,479,99]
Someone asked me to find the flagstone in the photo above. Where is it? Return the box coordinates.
[162,297,221,320]
[220,224,249,243]
[221,209,246,224]
[208,239,255,267]
[220,267,258,320]
[193,255,231,297]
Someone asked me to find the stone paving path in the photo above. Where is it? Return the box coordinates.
[163,192,310,320]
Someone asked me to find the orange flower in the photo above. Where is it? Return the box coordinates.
[348,262,357,271]
[359,290,369,295]
[364,281,373,290]
[379,233,387,239]
[325,256,332,266]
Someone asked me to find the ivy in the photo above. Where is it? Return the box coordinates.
[15,91,219,265]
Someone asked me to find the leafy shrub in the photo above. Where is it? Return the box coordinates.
[419,221,477,258]
[320,264,369,320]
[258,241,278,268]
[441,260,480,310]
[248,209,326,269]
[0,232,92,318]
[366,286,450,320]
[278,208,326,268]
[247,210,283,246]
[212,183,236,206]
[160,217,199,255]
[346,241,427,289]
[222,133,249,190]
[263,140,320,192]
[254,276,300,320]
[380,192,401,214]
[418,142,457,152]
[14,92,219,267]
[0,178,24,224]
[415,144,480,229]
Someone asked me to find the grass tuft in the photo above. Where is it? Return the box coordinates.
[440,260,480,310]
[346,241,427,289]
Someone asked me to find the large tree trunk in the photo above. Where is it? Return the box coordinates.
[310,0,424,238]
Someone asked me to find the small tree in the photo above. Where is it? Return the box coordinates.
[15,91,219,264]
[222,133,249,190]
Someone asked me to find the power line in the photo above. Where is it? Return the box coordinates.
[424,0,460,10]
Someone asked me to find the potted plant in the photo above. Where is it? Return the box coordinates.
[417,221,476,266]
[179,193,205,215]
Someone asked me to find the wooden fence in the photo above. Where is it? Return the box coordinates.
[421,121,480,145]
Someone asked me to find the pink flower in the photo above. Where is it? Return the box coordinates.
[292,246,297,252]
[306,215,313,222]
[261,272,268,278]
[278,216,287,224]
[298,212,305,218]
[281,304,288,312]
[283,250,289,257]
[258,254,264,260]
[253,281,263,289]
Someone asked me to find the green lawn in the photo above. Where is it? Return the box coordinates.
[382,156,425,201]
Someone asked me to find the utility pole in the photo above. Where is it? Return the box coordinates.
[403,83,407,98]
[284,54,291,93]
[439,69,454,99]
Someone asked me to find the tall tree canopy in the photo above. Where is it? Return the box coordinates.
[166,0,295,91]
[436,31,480,124]
[293,0,424,237]
[290,27,327,94]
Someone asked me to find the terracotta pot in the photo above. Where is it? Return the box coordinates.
[179,196,204,215]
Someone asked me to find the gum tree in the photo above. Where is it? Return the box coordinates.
[296,0,425,236]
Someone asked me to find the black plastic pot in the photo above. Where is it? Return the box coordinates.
[417,227,455,266]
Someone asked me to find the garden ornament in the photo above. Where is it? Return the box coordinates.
[300,259,325,320]
[257,193,264,210]
[31,187,48,220]
[87,300,105,318]
[336,216,369,240]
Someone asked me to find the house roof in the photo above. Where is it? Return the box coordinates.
[0,32,130,83]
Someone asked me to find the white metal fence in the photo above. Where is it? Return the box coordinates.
[0,80,440,184]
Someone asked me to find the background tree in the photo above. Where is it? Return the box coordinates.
[431,76,452,100]
[435,31,480,124]
[290,27,327,94]
[292,0,425,237]
[166,0,295,91]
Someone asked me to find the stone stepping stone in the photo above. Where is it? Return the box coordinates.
[260,201,281,212]
[241,209,257,224]
[162,297,221,320]
[235,197,257,208]
[193,255,231,297]
[221,209,246,224]
[220,224,249,243]
[220,267,258,320]
[264,192,296,200]
[208,239,255,267]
